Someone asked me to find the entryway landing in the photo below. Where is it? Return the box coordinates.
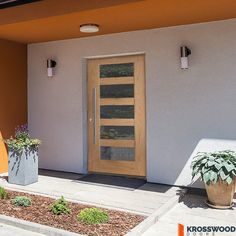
[0,170,182,216]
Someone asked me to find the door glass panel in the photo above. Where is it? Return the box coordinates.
[100,63,134,78]
[100,84,134,98]
[100,105,134,119]
[101,126,134,140]
[100,147,135,161]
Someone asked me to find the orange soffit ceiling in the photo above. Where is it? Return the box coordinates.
[0,0,235,43]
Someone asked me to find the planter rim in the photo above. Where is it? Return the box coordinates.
[205,200,234,209]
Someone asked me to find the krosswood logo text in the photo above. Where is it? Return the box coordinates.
[178,224,236,236]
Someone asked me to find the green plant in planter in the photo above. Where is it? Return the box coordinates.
[77,208,109,224]
[4,124,41,153]
[0,187,9,199]
[191,150,236,185]
[49,196,71,215]
[13,196,32,207]
[4,124,41,186]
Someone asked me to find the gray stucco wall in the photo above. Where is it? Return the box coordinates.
[28,19,236,187]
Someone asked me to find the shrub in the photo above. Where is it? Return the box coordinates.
[191,150,236,185]
[49,196,71,215]
[77,208,109,224]
[12,196,32,207]
[0,187,8,199]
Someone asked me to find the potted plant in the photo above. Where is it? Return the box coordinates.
[191,150,236,209]
[4,124,41,186]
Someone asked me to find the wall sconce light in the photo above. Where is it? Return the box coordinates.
[47,59,57,77]
[180,46,191,69]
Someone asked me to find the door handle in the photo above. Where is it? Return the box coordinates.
[93,88,97,144]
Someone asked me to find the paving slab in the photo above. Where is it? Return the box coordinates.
[143,193,236,236]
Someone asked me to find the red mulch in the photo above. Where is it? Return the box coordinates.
[0,190,145,236]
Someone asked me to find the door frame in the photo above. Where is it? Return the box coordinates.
[86,53,147,177]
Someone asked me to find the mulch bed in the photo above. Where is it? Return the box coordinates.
[0,189,145,236]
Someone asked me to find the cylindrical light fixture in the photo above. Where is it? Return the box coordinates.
[80,24,99,33]
[180,46,191,69]
[47,59,57,78]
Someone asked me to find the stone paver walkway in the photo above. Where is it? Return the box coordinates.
[0,223,45,236]
[0,171,181,216]
[143,193,236,236]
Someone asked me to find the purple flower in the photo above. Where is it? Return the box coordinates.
[15,124,29,139]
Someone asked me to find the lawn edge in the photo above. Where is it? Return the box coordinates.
[0,214,84,236]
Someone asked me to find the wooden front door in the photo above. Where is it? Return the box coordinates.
[87,55,146,177]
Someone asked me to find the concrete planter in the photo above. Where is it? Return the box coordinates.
[8,148,38,186]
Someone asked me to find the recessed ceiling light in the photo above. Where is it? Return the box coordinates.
[80,24,99,33]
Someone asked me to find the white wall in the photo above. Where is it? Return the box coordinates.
[28,19,236,186]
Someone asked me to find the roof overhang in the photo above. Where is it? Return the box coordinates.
[0,0,235,43]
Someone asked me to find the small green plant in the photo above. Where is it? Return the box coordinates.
[191,150,236,185]
[4,124,41,152]
[0,187,8,199]
[49,196,71,215]
[12,196,32,207]
[77,208,109,224]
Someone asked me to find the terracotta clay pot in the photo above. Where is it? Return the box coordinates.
[205,178,235,208]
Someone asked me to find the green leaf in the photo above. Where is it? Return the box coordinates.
[209,171,217,182]
[203,172,210,184]
[214,163,222,170]
[207,160,215,167]
[225,163,234,172]
[201,159,208,164]
[232,170,236,176]
[192,167,199,176]
[226,176,233,185]
[219,170,228,180]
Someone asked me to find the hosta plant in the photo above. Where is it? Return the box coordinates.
[191,150,236,185]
